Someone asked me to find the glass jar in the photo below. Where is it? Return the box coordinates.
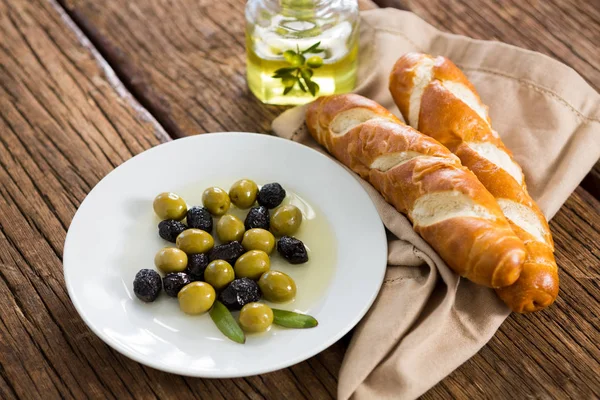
[246,0,359,105]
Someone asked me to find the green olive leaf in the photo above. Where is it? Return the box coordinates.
[272,71,295,80]
[210,301,245,344]
[300,68,313,80]
[302,41,322,54]
[274,66,297,75]
[283,85,295,95]
[281,75,296,87]
[297,78,307,92]
[278,43,324,96]
[305,79,319,97]
[272,309,318,328]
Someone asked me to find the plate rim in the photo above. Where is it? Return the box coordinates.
[63,132,387,378]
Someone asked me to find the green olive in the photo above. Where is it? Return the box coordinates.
[216,215,245,243]
[229,179,258,209]
[290,54,305,67]
[241,228,275,254]
[176,229,214,254]
[258,271,297,303]
[238,302,273,332]
[270,205,303,236]
[177,282,216,315]
[154,247,188,274]
[153,192,187,220]
[202,187,230,216]
[204,260,235,290]
[306,55,323,69]
[234,250,270,280]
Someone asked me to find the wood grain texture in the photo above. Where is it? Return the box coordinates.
[0,0,345,399]
[56,0,375,141]
[54,0,600,398]
[61,0,600,198]
[0,0,168,398]
[1,0,598,399]
[376,0,599,90]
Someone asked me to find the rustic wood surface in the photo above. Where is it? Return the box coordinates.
[0,0,598,399]
[0,0,349,398]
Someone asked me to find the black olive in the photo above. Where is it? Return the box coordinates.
[208,241,245,265]
[158,220,187,243]
[162,272,191,297]
[186,253,209,281]
[257,183,286,209]
[133,269,162,302]
[277,236,309,264]
[186,206,213,233]
[244,206,270,230]
[219,278,261,310]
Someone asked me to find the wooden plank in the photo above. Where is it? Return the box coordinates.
[60,0,600,139]
[63,0,600,198]
[56,0,375,141]
[2,0,598,399]
[0,0,175,398]
[376,0,599,91]
[582,164,600,199]
[59,0,275,139]
[0,0,344,399]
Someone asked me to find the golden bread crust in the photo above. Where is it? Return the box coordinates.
[390,52,558,312]
[306,94,526,288]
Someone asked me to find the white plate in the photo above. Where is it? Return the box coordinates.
[63,132,387,378]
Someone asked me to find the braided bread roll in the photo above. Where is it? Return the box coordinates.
[306,94,526,288]
[390,52,559,312]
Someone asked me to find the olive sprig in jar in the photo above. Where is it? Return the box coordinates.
[272,42,325,96]
[246,0,359,105]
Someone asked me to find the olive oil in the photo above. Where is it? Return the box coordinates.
[246,37,358,105]
[245,0,359,105]
[177,181,337,314]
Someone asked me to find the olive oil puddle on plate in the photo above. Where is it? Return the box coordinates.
[129,179,337,340]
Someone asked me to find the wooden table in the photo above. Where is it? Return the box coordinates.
[1,0,598,398]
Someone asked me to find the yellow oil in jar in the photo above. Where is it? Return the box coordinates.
[246,38,358,105]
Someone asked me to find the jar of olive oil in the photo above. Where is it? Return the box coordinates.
[246,0,359,105]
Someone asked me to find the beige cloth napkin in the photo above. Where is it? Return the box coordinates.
[272,8,600,400]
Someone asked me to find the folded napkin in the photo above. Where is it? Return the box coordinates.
[272,8,600,400]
